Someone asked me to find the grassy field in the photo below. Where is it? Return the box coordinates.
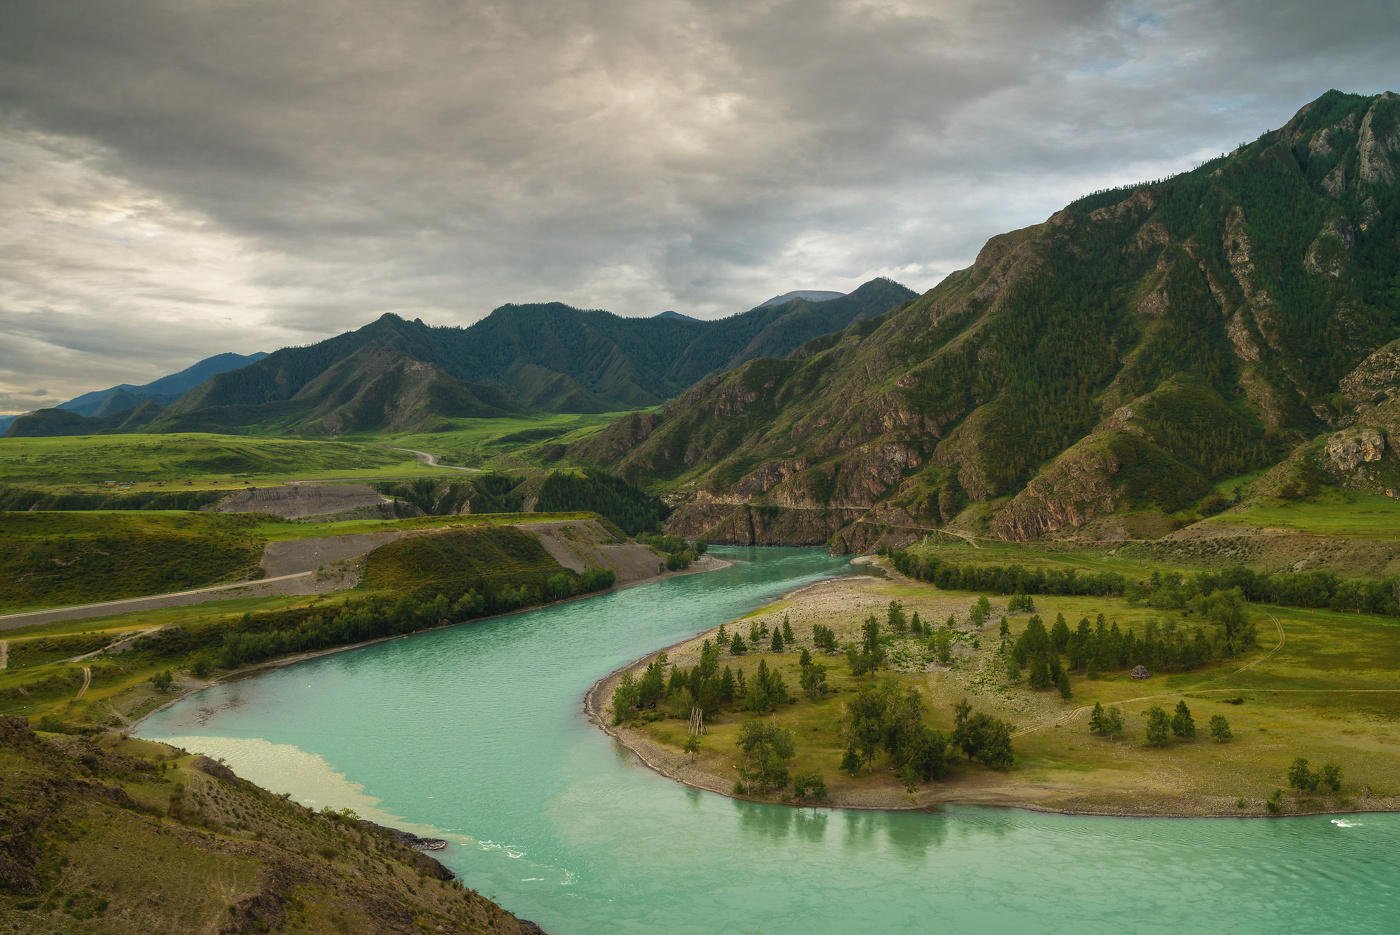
[370,409,640,470]
[901,531,1180,580]
[0,591,330,725]
[0,512,268,612]
[619,571,1400,815]
[362,524,572,597]
[0,432,461,489]
[1197,488,1400,539]
[247,510,598,542]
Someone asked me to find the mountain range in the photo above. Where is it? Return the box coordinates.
[565,89,1400,547]
[5,280,914,438]
[0,352,268,436]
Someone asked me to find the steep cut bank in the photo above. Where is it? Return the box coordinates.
[570,90,1400,550]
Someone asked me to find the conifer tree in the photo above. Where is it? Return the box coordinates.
[1170,700,1196,739]
[1143,706,1170,746]
[1209,714,1232,742]
[1089,701,1106,734]
[888,600,907,633]
[1102,706,1124,739]
[910,611,923,635]
[1057,668,1072,700]
[730,633,747,655]
[717,623,728,646]
[782,615,794,644]
[771,627,784,652]
[719,665,737,703]
[1029,652,1051,689]
[840,746,862,777]
[799,647,813,667]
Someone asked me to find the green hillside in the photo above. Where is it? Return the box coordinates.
[0,433,453,487]
[569,90,1400,550]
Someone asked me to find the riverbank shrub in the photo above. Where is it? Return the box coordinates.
[126,558,615,673]
[882,545,1400,617]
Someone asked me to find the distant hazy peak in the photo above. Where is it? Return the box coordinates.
[759,290,846,307]
[655,310,702,322]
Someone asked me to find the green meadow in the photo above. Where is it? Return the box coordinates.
[0,432,460,489]
[370,409,641,470]
[1197,488,1400,539]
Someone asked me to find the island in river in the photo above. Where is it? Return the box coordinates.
[588,557,1400,818]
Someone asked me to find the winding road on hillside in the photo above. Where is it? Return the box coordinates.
[0,572,318,631]
[382,446,478,472]
[275,447,478,486]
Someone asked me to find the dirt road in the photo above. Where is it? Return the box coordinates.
[381,446,477,472]
[0,572,317,631]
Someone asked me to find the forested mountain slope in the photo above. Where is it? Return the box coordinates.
[570,90,1400,547]
[5,279,914,437]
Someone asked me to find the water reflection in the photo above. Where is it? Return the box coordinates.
[793,808,829,844]
[734,798,795,839]
[883,811,947,861]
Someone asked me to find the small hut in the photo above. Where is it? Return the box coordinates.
[1131,665,1151,680]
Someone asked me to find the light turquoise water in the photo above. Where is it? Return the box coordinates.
[140,548,1400,934]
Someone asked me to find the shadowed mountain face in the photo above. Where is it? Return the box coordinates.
[6,278,915,437]
[57,352,270,417]
[571,90,1400,547]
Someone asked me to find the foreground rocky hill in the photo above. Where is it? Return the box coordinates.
[0,717,543,934]
[569,90,1400,548]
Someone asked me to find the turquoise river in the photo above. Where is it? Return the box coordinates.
[139,547,1400,934]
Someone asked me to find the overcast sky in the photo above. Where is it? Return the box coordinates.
[1,0,1397,411]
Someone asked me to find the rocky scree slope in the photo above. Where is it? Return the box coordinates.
[569,90,1400,548]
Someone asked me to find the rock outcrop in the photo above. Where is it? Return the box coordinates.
[1325,428,1387,472]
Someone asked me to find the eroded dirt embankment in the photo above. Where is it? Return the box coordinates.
[215,483,390,519]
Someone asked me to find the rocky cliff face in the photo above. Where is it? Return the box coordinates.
[571,90,1400,550]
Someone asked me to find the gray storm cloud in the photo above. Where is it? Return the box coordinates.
[0,0,1397,408]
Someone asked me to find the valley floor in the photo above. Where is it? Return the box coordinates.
[589,561,1400,818]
